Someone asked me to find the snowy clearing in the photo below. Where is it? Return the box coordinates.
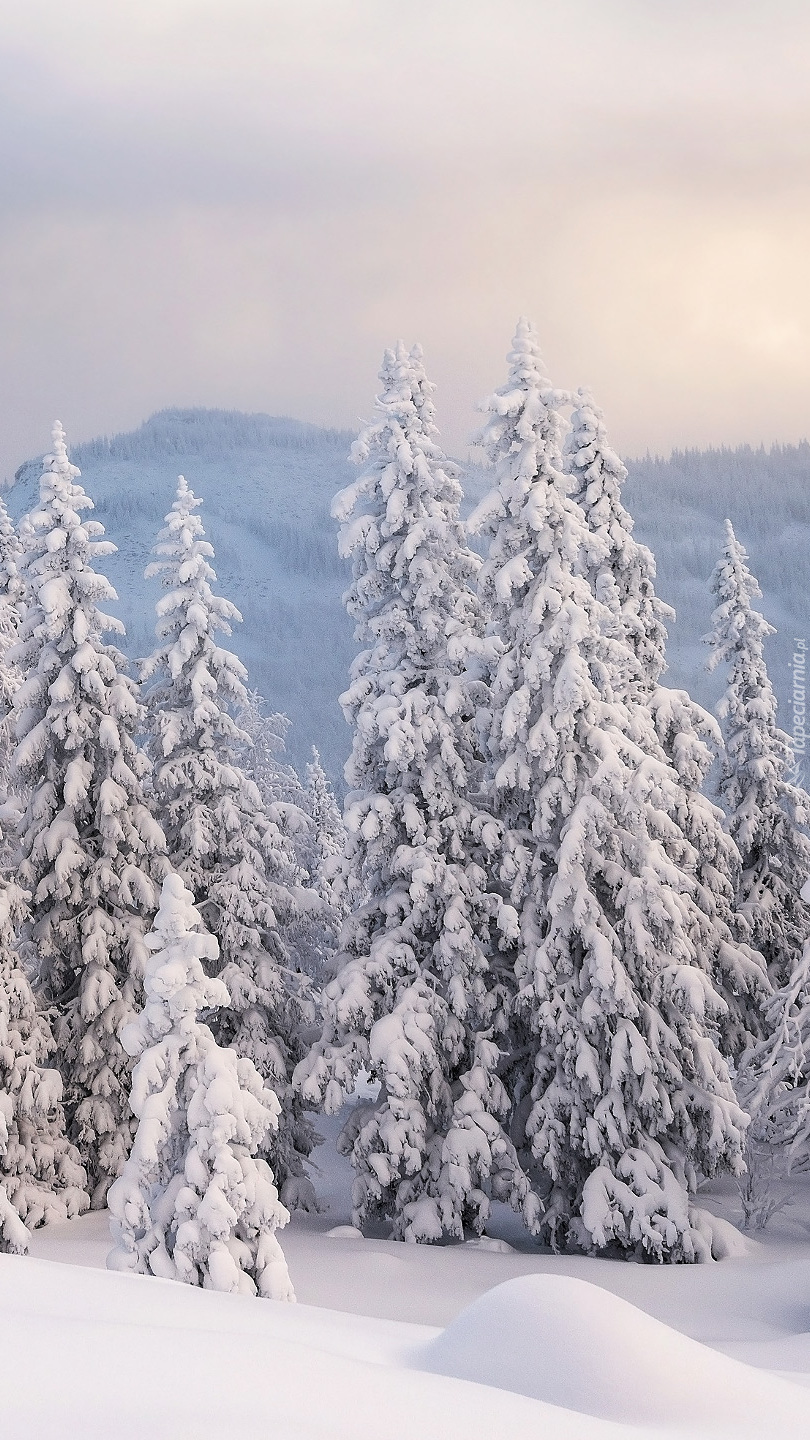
[13,1155,810,1440]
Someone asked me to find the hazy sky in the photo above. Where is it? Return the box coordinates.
[1,0,809,479]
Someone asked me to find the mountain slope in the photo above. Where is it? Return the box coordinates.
[9,410,357,779]
[7,410,809,785]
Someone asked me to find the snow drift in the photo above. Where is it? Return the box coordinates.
[0,1253,653,1440]
[415,1273,810,1436]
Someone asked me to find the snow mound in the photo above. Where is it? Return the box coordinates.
[326,1225,365,1240]
[689,1206,757,1260]
[414,1274,810,1437]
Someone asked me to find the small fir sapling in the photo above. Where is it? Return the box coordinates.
[108,873,294,1298]
[297,747,347,969]
[304,747,345,900]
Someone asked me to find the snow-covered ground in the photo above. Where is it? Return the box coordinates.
[8,1106,810,1440]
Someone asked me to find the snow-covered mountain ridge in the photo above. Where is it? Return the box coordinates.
[6,408,808,781]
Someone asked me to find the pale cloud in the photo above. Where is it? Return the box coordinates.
[1,0,809,477]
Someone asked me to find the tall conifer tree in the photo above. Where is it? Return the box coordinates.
[11,424,165,1204]
[471,322,757,1260]
[705,523,810,1223]
[565,392,765,1056]
[705,520,810,986]
[296,342,537,1242]
[142,477,317,1206]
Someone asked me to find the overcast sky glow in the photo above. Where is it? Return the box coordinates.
[1,0,809,479]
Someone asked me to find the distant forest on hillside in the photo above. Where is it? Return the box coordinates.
[6,410,809,786]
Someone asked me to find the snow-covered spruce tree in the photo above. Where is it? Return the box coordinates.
[142,477,318,1207]
[235,691,308,814]
[564,390,672,696]
[304,747,346,904]
[234,694,338,978]
[705,520,810,988]
[565,392,765,1056]
[646,692,767,1061]
[0,499,27,868]
[10,424,166,1205]
[471,320,758,1261]
[284,746,347,975]
[0,496,24,807]
[0,873,89,1239]
[107,873,294,1298]
[295,341,537,1243]
[733,939,810,1228]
